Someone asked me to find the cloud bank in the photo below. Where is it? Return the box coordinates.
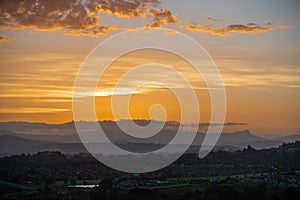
[0,0,175,37]
[0,0,290,38]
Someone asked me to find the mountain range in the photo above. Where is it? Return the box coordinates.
[0,121,299,157]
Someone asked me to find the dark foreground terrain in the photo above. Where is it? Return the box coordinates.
[0,142,299,199]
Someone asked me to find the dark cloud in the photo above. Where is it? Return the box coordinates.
[0,35,14,44]
[98,0,159,18]
[195,122,248,127]
[205,17,224,22]
[247,23,258,26]
[0,0,176,37]
[145,8,178,28]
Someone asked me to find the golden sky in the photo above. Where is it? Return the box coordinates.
[0,0,299,136]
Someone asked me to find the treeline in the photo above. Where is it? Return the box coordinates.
[0,142,299,183]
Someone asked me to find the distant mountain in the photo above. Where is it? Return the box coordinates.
[0,134,240,157]
[0,135,48,156]
[0,121,76,135]
[216,130,264,146]
[0,121,299,156]
[219,130,265,144]
[0,134,88,156]
[216,130,290,149]
[0,129,80,143]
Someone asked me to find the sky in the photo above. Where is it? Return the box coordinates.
[0,0,299,136]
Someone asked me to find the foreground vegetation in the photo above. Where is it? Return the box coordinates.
[0,142,299,199]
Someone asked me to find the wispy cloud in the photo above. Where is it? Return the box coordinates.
[205,17,225,23]
[0,108,69,114]
[187,21,290,36]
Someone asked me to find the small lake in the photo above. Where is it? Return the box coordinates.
[68,184,99,188]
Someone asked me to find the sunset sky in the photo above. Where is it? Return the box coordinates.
[0,0,299,136]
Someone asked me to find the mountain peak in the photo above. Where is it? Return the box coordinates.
[232,130,252,135]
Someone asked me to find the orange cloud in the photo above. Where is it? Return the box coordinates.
[145,8,178,28]
[0,0,108,36]
[0,35,14,45]
[0,1,289,38]
[267,22,291,29]
[0,0,177,37]
[97,0,159,18]
[187,22,290,36]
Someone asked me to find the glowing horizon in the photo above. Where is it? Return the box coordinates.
[0,0,299,136]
